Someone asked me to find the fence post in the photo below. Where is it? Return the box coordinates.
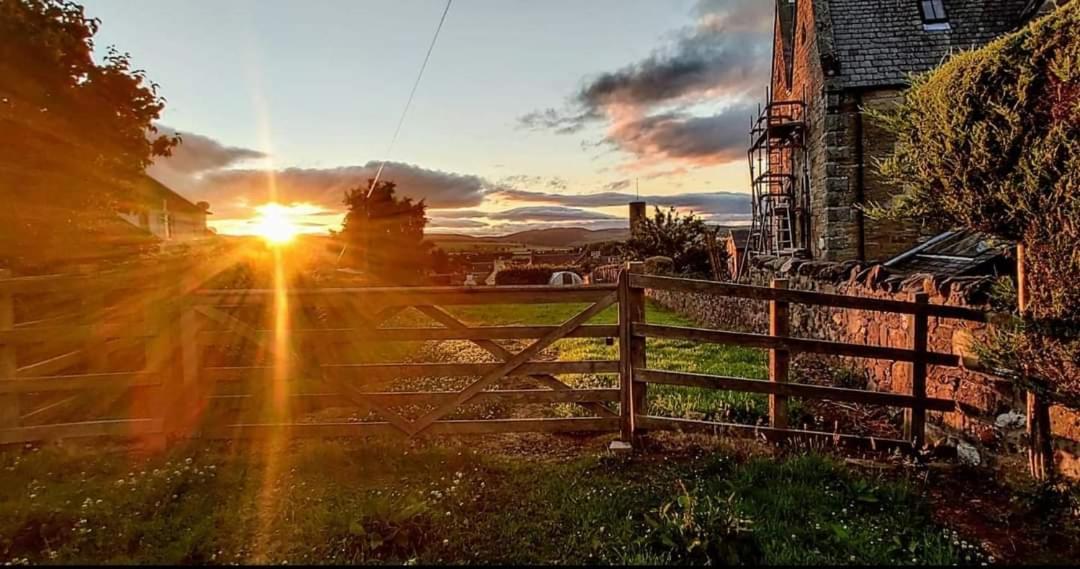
[618,261,646,445]
[0,269,17,429]
[904,292,929,449]
[768,279,790,430]
[1018,243,1053,480]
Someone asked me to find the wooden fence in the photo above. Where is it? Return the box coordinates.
[190,283,622,438]
[617,262,989,452]
[0,261,1005,458]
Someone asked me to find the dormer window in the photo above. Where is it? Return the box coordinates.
[919,0,951,31]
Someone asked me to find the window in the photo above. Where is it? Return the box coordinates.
[919,0,947,22]
[919,0,950,31]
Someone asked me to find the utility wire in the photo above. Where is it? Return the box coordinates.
[336,0,454,267]
[366,0,454,198]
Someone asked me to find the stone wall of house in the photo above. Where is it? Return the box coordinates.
[645,255,1080,475]
[857,89,928,261]
[770,1,927,263]
[772,0,865,262]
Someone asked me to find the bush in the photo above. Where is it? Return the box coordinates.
[493,265,579,285]
[643,256,675,276]
[626,207,713,278]
[874,3,1079,401]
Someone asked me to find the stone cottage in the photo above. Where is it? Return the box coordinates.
[748,0,1059,264]
[116,175,212,244]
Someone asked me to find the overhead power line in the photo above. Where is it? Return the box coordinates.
[336,0,454,267]
[366,0,454,198]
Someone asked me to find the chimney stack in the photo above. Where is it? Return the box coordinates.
[629,201,646,239]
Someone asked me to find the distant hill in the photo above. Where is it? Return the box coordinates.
[427,227,630,249]
[427,223,752,250]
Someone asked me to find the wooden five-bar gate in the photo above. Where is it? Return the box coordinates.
[0,262,991,454]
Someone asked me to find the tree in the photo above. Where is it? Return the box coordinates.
[874,2,1079,402]
[0,0,177,271]
[626,207,714,277]
[340,180,433,284]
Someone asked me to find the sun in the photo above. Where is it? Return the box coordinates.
[252,203,300,245]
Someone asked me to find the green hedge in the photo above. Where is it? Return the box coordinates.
[876,2,1079,401]
[493,266,579,286]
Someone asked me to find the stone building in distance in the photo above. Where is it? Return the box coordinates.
[747,0,1060,264]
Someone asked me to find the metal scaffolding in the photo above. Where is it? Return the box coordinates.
[742,90,810,279]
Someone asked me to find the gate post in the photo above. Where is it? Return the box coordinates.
[904,292,929,449]
[1018,243,1053,480]
[0,269,17,430]
[768,279,790,430]
[617,261,646,446]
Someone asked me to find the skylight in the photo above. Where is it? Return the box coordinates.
[919,0,952,31]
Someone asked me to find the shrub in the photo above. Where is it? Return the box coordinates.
[626,207,714,278]
[493,265,578,285]
[643,256,675,276]
[874,3,1080,401]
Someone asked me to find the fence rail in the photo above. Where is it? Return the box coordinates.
[620,265,966,451]
[0,262,1011,460]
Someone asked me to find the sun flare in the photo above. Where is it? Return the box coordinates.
[252,203,300,245]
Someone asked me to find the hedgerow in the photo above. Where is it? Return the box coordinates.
[874,2,1079,402]
[493,265,579,286]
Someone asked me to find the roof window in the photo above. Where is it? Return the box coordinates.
[919,0,951,31]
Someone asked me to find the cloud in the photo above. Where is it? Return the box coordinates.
[487,206,620,222]
[604,179,632,191]
[426,209,488,219]
[147,125,266,191]
[200,161,490,211]
[517,108,597,134]
[518,0,771,169]
[492,188,750,215]
[496,174,569,191]
[428,218,490,229]
[605,105,756,166]
[152,125,267,174]
[149,135,496,217]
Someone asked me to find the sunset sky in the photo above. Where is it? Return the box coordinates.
[82,0,772,236]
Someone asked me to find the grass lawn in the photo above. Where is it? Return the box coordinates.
[443,300,781,424]
[0,438,979,565]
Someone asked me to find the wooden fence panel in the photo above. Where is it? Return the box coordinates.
[626,270,998,455]
[0,269,16,428]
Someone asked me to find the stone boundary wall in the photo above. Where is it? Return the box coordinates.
[646,255,1080,476]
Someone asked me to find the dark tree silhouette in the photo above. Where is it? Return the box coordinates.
[0,0,178,271]
[340,180,435,284]
[626,206,713,277]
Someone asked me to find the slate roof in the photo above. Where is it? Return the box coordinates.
[822,0,1031,88]
[883,229,1012,277]
[118,175,209,216]
[726,228,751,249]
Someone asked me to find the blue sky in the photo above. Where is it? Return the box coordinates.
[83,0,772,235]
